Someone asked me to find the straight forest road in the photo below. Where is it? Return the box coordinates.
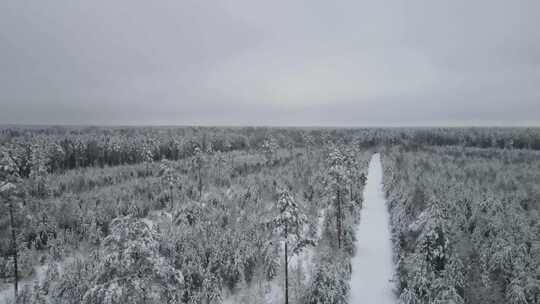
[350,153,396,304]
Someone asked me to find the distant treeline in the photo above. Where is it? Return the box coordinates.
[1,126,540,177]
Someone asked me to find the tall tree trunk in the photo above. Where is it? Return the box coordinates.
[217,162,221,185]
[170,186,174,210]
[336,188,342,249]
[9,199,18,302]
[198,165,203,199]
[284,232,289,304]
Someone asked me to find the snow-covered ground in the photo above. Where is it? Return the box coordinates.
[0,253,83,304]
[0,262,48,304]
[223,207,325,304]
[350,153,396,304]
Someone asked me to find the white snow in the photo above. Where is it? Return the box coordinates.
[0,253,82,304]
[350,153,396,304]
[0,263,47,304]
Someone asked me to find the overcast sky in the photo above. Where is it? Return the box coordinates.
[1,0,539,126]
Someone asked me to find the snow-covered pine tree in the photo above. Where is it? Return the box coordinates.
[142,141,154,176]
[262,137,279,165]
[1,148,24,301]
[325,146,350,249]
[302,133,315,157]
[82,216,183,304]
[159,159,180,209]
[215,151,227,185]
[192,146,204,199]
[29,142,50,198]
[271,187,314,304]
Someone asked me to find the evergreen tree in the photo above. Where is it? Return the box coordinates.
[262,137,279,165]
[159,159,180,209]
[271,187,314,304]
[1,148,23,302]
[325,147,350,249]
[193,146,204,199]
[82,216,183,304]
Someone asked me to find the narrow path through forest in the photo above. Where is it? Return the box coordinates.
[350,153,396,304]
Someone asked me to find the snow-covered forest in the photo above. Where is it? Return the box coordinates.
[383,146,540,304]
[1,126,539,304]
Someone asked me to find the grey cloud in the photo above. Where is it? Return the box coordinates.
[0,0,539,126]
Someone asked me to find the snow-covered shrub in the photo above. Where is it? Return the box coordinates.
[81,216,183,304]
[303,255,350,304]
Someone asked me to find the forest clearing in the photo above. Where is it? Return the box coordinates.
[349,153,395,304]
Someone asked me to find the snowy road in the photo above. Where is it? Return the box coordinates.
[350,153,396,304]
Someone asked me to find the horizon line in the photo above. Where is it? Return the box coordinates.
[1,123,540,129]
